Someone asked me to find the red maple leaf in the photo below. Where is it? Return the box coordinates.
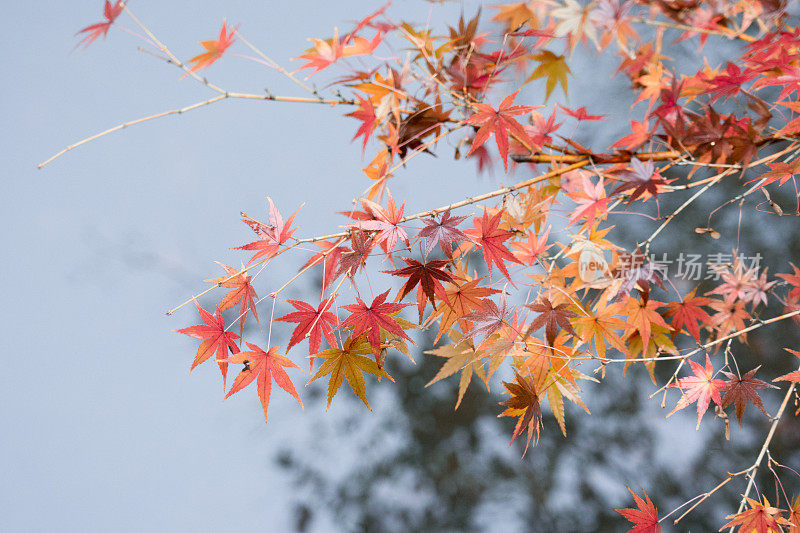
[558,104,605,122]
[466,210,521,281]
[341,289,411,357]
[417,208,469,259]
[664,287,712,342]
[720,366,776,426]
[76,1,124,49]
[174,302,240,387]
[347,193,408,254]
[300,238,347,296]
[236,196,299,265]
[184,20,237,76]
[204,262,259,336]
[615,487,661,533]
[668,355,724,429]
[222,343,303,422]
[611,120,652,150]
[744,160,800,190]
[465,90,537,171]
[774,348,800,384]
[386,258,453,321]
[346,96,377,153]
[275,296,340,370]
[778,263,800,301]
[567,175,610,227]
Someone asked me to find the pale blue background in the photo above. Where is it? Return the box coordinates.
[2,1,500,531]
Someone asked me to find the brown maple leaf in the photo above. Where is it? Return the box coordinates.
[499,371,543,455]
[526,297,577,347]
[720,367,776,426]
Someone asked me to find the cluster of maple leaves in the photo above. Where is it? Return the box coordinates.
[73,0,800,530]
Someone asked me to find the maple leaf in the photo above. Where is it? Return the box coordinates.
[204,262,259,336]
[719,496,792,533]
[745,160,800,190]
[778,263,800,302]
[567,174,610,227]
[386,258,453,321]
[275,296,339,366]
[294,28,346,76]
[466,210,521,281]
[573,300,628,358]
[236,197,299,265]
[426,330,483,409]
[76,1,124,49]
[720,366,776,426]
[300,238,346,297]
[465,90,538,171]
[346,96,377,153]
[613,159,669,206]
[185,21,236,76]
[222,343,303,422]
[417,208,469,259]
[559,104,605,122]
[702,62,756,103]
[464,293,510,342]
[615,487,661,533]
[664,287,712,343]
[341,289,412,357]
[511,226,551,265]
[668,355,724,429]
[551,0,598,51]
[776,101,800,136]
[427,277,501,341]
[624,296,668,349]
[335,230,375,280]
[611,120,652,150]
[527,51,571,101]
[491,3,537,33]
[526,297,577,347]
[789,494,800,533]
[709,298,751,339]
[774,348,800,384]
[308,336,393,410]
[499,371,543,455]
[174,302,240,387]
[348,193,408,254]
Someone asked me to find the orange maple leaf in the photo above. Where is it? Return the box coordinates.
[184,20,236,77]
[222,343,303,423]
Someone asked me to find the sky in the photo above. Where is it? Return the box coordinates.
[2,1,497,531]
